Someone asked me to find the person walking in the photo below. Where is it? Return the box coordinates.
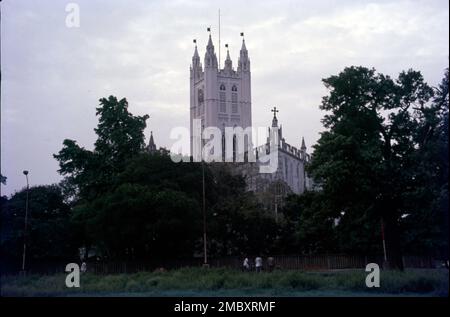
[267,257,275,272]
[243,257,250,272]
[255,256,263,273]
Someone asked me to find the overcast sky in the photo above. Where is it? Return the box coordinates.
[1,0,448,196]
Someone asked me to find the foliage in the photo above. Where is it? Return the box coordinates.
[53,96,149,201]
[306,67,448,268]
[53,97,274,259]
[0,185,78,266]
[280,192,337,254]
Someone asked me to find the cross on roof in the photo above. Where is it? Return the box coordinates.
[271,106,279,118]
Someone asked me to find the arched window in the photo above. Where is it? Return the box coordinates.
[198,89,204,114]
[198,89,204,103]
[231,85,238,113]
[220,84,226,91]
[219,88,227,112]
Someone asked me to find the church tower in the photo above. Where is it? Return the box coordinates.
[190,31,252,156]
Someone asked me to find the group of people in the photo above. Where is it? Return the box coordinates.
[242,256,275,272]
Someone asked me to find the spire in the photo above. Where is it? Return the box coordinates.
[301,137,306,150]
[204,29,218,69]
[147,131,157,154]
[193,44,199,59]
[300,137,307,160]
[241,38,247,51]
[238,32,250,72]
[207,33,214,50]
[191,39,202,78]
[192,41,200,65]
[224,44,232,71]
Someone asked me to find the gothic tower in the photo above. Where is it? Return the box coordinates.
[190,32,252,156]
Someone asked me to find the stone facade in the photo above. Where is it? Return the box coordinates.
[190,34,251,156]
[189,33,313,202]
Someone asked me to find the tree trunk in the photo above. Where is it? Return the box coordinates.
[381,215,404,270]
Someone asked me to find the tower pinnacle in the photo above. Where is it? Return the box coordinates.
[271,106,279,127]
[147,131,157,154]
[224,44,232,71]
[204,29,218,68]
[238,32,250,72]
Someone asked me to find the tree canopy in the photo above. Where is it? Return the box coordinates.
[305,66,449,269]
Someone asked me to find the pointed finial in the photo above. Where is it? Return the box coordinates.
[301,137,306,150]
[240,34,247,51]
[207,29,214,48]
[193,39,199,58]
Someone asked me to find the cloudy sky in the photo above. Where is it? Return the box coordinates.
[1,0,448,196]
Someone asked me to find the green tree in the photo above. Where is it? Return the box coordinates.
[54,96,149,201]
[207,164,278,256]
[54,96,149,255]
[0,185,77,269]
[0,173,7,185]
[77,152,205,260]
[280,192,336,254]
[400,68,449,258]
[309,66,445,269]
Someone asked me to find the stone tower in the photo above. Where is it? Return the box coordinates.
[190,33,252,156]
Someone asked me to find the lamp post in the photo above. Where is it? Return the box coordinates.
[21,170,30,273]
[380,218,388,268]
[202,159,208,267]
[199,125,208,267]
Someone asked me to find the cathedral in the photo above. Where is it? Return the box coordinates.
[188,31,314,206]
[149,31,314,213]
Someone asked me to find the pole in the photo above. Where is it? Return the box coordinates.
[274,201,278,223]
[202,159,208,266]
[381,218,387,262]
[201,130,208,267]
[22,171,29,272]
[218,9,221,69]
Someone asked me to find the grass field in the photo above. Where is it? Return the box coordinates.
[1,268,448,297]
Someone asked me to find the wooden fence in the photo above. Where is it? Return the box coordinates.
[77,255,434,274]
[2,255,436,276]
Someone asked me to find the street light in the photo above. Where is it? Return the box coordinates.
[202,159,208,267]
[21,170,29,273]
[201,130,209,268]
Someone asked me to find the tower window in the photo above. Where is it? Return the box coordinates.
[198,89,204,104]
[198,89,204,115]
[220,84,226,91]
[232,85,238,92]
[219,92,226,113]
[231,92,238,113]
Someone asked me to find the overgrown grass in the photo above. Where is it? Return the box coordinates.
[1,268,448,297]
